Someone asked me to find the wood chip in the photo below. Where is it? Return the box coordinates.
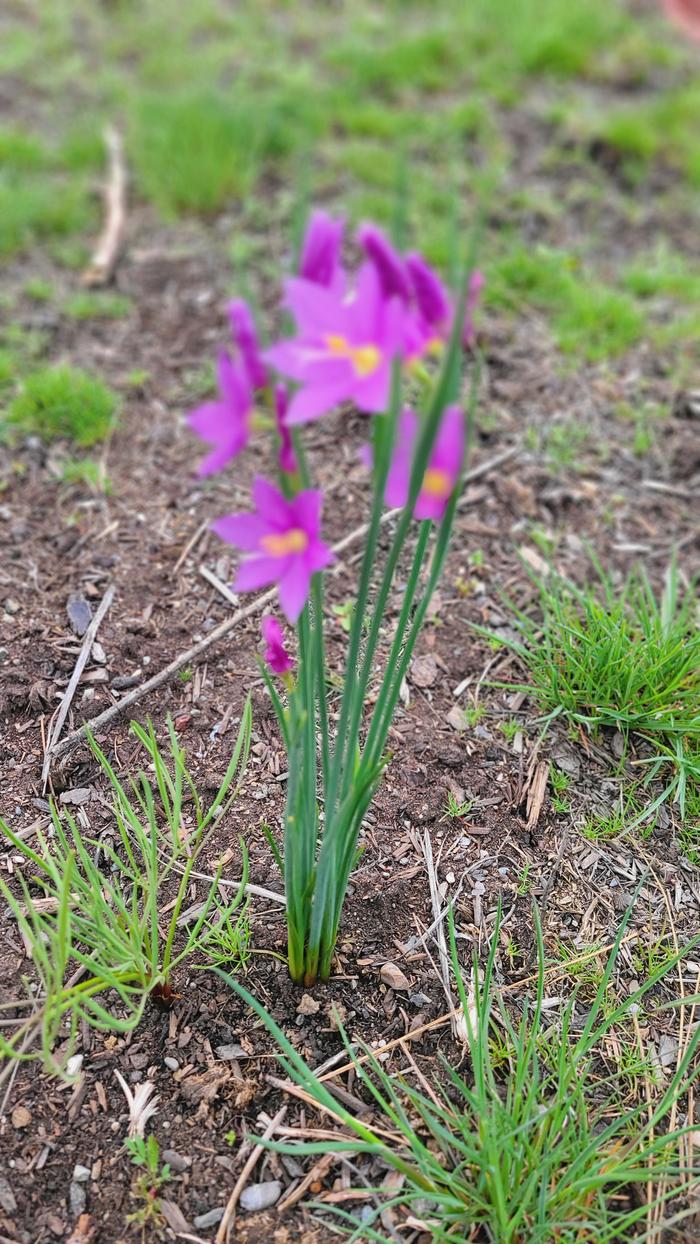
[296,994,321,1017]
[411,653,438,688]
[66,1217,97,1244]
[380,962,410,991]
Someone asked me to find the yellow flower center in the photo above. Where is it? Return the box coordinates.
[422,467,453,499]
[325,333,382,378]
[261,528,309,557]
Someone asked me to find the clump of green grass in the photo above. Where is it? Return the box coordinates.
[221,904,700,1242]
[129,86,322,215]
[59,457,112,493]
[6,365,118,446]
[622,246,700,304]
[494,559,700,820]
[24,278,54,303]
[0,176,93,259]
[0,125,48,170]
[64,292,132,320]
[596,84,700,186]
[0,705,251,1080]
[488,244,645,361]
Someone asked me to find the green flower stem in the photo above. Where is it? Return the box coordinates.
[324,362,402,824]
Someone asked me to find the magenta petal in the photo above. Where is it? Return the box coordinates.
[228,300,268,390]
[307,541,334,574]
[358,223,411,303]
[299,210,344,287]
[406,252,451,329]
[217,351,249,410]
[358,443,373,471]
[385,408,417,509]
[278,560,312,624]
[212,512,268,551]
[234,556,282,593]
[261,615,283,647]
[290,488,323,532]
[286,381,350,425]
[283,277,341,337]
[251,476,290,527]
[188,401,228,440]
[264,340,313,383]
[196,441,241,477]
[414,493,448,522]
[354,364,392,414]
[431,404,464,473]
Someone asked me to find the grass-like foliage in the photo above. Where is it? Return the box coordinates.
[220,904,700,1241]
[129,87,321,216]
[488,244,645,361]
[5,365,118,446]
[0,702,251,1079]
[495,558,700,819]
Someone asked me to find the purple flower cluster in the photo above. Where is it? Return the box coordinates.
[186,212,483,655]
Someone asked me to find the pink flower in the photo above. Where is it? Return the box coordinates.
[299,210,344,288]
[187,352,252,477]
[406,256,485,352]
[358,223,412,303]
[663,0,700,40]
[405,252,451,335]
[228,300,268,391]
[213,477,334,623]
[381,405,465,521]
[265,263,405,425]
[261,615,294,675]
[274,384,297,474]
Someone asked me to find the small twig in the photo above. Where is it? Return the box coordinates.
[266,1075,398,1143]
[277,1150,345,1214]
[51,446,518,760]
[421,830,461,1040]
[42,585,115,785]
[215,1105,287,1243]
[200,564,239,608]
[173,519,209,575]
[82,125,127,287]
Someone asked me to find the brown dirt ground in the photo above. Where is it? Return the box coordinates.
[1,167,700,1244]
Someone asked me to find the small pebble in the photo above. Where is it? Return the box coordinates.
[164,1056,179,1071]
[69,1182,86,1217]
[193,1207,225,1229]
[239,1180,283,1213]
[11,1106,31,1129]
[0,1177,16,1214]
[4,598,20,616]
[72,1165,90,1183]
[215,1044,247,1061]
[66,592,92,636]
[162,1150,191,1173]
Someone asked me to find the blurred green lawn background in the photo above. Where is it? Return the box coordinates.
[1,0,699,372]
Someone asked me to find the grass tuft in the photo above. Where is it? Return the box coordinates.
[220,903,700,1241]
[129,87,322,216]
[0,705,252,1079]
[488,244,645,361]
[6,365,118,446]
[494,558,700,819]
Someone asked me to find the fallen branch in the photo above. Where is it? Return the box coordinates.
[42,585,115,785]
[51,446,518,762]
[82,125,127,287]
